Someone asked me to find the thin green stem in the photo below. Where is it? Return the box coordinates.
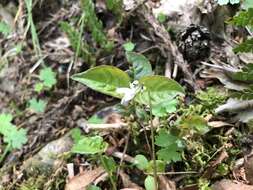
[0,144,11,165]
[148,91,158,190]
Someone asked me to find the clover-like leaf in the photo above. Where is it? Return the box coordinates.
[39,67,57,88]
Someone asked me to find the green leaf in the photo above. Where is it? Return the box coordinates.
[4,128,28,149]
[28,98,47,113]
[71,65,131,98]
[0,114,15,136]
[155,130,179,147]
[134,154,149,170]
[34,82,44,93]
[88,115,104,124]
[87,185,102,190]
[126,52,152,80]
[180,115,210,135]
[144,175,156,190]
[230,8,253,27]
[229,63,253,82]
[146,160,166,173]
[157,144,182,163]
[0,113,27,150]
[123,42,135,52]
[157,13,166,23]
[0,21,11,37]
[39,67,57,88]
[70,128,83,143]
[152,99,178,117]
[135,76,184,106]
[71,136,108,154]
[234,38,253,53]
[100,155,117,174]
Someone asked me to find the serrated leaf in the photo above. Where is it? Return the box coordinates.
[123,42,135,52]
[28,98,47,113]
[126,52,153,80]
[146,160,166,173]
[135,76,184,106]
[0,114,14,135]
[230,8,253,27]
[155,130,178,147]
[234,38,253,53]
[71,65,131,98]
[181,115,210,135]
[144,175,156,190]
[157,144,182,163]
[134,154,149,170]
[0,113,27,150]
[4,128,27,149]
[152,99,178,117]
[229,63,253,82]
[39,67,57,88]
[71,136,108,154]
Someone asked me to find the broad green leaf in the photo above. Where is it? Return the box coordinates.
[155,130,179,147]
[234,38,253,53]
[146,160,166,173]
[134,154,149,170]
[28,98,47,113]
[157,144,182,163]
[39,67,57,88]
[144,176,156,190]
[180,115,210,135]
[0,114,15,136]
[0,113,27,150]
[71,136,108,154]
[123,42,135,52]
[230,9,253,27]
[229,63,253,82]
[4,128,27,149]
[88,115,104,124]
[101,155,117,174]
[70,128,83,143]
[152,99,178,117]
[126,52,153,80]
[71,65,131,98]
[135,76,184,105]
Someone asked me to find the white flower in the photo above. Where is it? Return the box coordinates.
[116,81,141,106]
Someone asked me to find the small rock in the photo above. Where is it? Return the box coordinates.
[211,179,253,190]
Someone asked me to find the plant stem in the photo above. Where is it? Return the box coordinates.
[99,154,117,190]
[0,144,11,165]
[148,91,158,190]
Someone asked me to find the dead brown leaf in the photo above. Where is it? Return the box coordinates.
[65,167,107,190]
